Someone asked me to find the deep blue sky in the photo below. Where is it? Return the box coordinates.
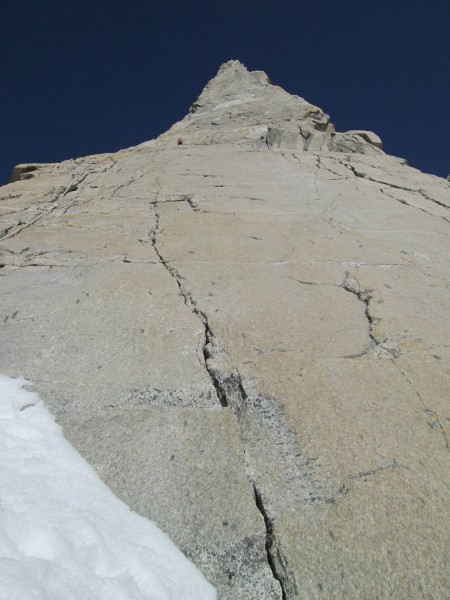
[2,1,449,184]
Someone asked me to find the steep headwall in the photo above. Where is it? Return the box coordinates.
[1,61,449,599]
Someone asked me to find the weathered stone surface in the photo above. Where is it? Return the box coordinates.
[345,129,383,149]
[1,60,449,599]
[77,406,280,599]
[327,132,384,155]
[9,163,48,182]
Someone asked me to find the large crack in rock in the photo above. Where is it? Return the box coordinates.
[149,195,285,597]
[253,486,287,600]
[343,160,450,223]
[149,198,227,408]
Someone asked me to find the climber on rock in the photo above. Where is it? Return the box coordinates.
[177,137,183,145]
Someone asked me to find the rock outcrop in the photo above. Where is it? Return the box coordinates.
[1,60,449,599]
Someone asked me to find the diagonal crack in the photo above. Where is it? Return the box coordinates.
[347,459,407,480]
[344,162,450,223]
[253,486,287,600]
[379,187,446,221]
[149,198,227,407]
[0,163,92,242]
[149,196,287,596]
[394,363,449,452]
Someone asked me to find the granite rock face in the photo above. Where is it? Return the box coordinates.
[1,60,449,599]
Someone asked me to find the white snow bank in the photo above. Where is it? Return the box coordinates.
[0,375,216,600]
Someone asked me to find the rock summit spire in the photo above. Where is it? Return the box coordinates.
[159,60,386,155]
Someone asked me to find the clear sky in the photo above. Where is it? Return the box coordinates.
[2,0,449,184]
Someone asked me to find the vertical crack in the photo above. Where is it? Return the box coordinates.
[150,199,228,407]
[202,318,228,407]
[342,272,406,360]
[253,486,287,600]
[342,272,378,350]
[150,198,289,593]
[340,272,401,360]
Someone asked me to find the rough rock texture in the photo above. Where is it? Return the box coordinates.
[1,60,449,599]
[345,130,383,149]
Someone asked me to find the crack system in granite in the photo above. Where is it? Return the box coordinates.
[253,486,287,600]
[343,161,450,223]
[149,197,228,408]
[0,163,92,242]
[149,195,286,597]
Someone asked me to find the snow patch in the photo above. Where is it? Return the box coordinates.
[0,375,216,600]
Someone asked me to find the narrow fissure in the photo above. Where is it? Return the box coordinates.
[344,162,450,223]
[150,200,227,407]
[0,164,91,242]
[201,315,228,407]
[380,187,440,221]
[253,486,287,600]
[150,198,290,593]
[342,272,404,360]
[342,272,378,349]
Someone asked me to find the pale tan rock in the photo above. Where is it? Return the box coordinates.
[345,129,383,149]
[327,132,384,155]
[1,61,449,599]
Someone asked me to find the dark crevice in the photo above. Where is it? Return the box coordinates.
[342,271,377,347]
[201,313,228,407]
[111,177,136,199]
[181,194,200,212]
[253,486,286,600]
[339,271,403,360]
[417,188,449,210]
[314,154,353,182]
[340,272,403,360]
[345,162,450,223]
[417,189,450,223]
[149,195,201,211]
[65,183,78,194]
[380,188,439,220]
[210,370,248,412]
[0,164,91,242]
[150,199,291,593]
[296,279,317,286]
[361,293,377,347]
[150,200,228,407]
